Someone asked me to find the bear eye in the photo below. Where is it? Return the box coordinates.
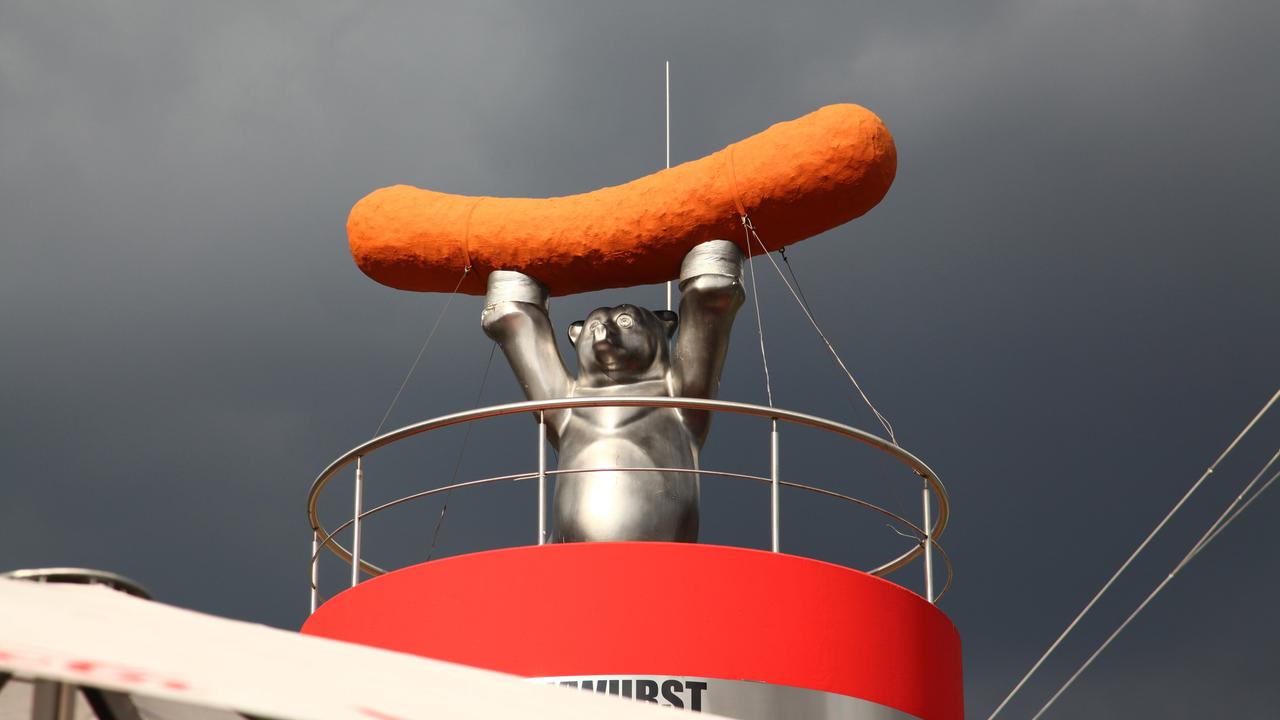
[615,314,634,329]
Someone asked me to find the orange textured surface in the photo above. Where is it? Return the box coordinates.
[347,103,897,296]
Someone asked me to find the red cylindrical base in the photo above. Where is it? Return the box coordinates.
[303,543,962,719]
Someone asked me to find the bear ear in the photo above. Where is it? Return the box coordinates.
[567,320,584,345]
[654,310,679,338]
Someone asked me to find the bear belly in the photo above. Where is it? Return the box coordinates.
[553,433,699,543]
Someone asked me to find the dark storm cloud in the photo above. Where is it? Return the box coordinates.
[2,1,1277,717]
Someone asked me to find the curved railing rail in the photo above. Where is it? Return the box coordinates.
[308,397,952,610]
[2,567,152,599]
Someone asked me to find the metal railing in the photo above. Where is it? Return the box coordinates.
[2,567,152,599]
[308,397,951,611]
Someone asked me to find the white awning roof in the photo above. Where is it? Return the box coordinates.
[0,578,699,719]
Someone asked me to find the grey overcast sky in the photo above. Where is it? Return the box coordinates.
[2,1,1278,717]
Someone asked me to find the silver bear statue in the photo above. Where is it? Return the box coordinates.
[481,240,745,542]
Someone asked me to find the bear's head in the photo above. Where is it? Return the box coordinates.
[568,304,678,385]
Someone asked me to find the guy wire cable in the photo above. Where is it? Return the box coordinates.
[742,216,775,408]
[426,341,499,562]
[372,268,469,438]
[744,220,896,444]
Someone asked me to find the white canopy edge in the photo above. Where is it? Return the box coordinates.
[0,579,701,719]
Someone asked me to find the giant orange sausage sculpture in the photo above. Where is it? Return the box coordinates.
[347,103,896,296]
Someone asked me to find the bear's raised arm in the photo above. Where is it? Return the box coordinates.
[481,271,571,403]
[674,240,746,444]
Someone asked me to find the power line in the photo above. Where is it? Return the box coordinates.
[988,387,1280,719]
[1030,448,1280,718]
[1200,460,1280,550]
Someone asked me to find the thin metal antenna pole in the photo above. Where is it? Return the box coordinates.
[351,456,363,587]
[538,412,547,545]
[770,420,780,552]
[665,61,670,170]
[922,477,935,603]
[665,60,673,312]
[309,532,319,613]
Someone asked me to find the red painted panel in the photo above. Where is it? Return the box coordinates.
[302,543,962,720]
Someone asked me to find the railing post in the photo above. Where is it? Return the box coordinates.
[922,476,934,603]
[770,419,780,552]
[351,456,364,588]
[33,680,75,720]
[309,531,319,613]
[538,411,547,545]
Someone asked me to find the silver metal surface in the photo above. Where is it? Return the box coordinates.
[351,457,363,588]
[309,532,319,613]
[531,675,922,719]
[665,55,672,313]
[310,397,950,545]
[481,240,745,543]
[307,396,952,603]
[922,478,934,604]
[32,681,74,720]
[770,420,780,553]
[307,465,953,601]
[484,269,552,308]
[537,412,547,545]
[2,568,151,599]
